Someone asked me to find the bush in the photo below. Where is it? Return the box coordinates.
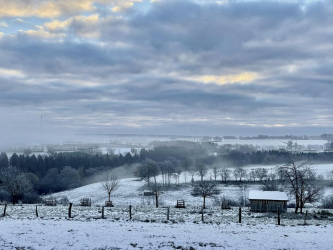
[21,192,42,204]
[287,202,296,208]
[58,196,70,205]
[321,195,333,209]
[214,196,242,207]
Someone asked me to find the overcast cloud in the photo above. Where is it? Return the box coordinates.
[0,0,333,144]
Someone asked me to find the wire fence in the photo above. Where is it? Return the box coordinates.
[2,203,333,226]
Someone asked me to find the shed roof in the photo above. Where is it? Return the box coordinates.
[248,190,288,201]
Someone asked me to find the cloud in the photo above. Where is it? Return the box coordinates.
[112,3,135,12]
[0,21,7,27]
[0,0,95,18]
[111,1,143,12]
[187,72,259,85]
[0,0,143,18]
[44,14,100,38]
[0,67,25,78]
[1,0,333,141]
[24,29,65,39]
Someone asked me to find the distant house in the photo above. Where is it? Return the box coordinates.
[249,190,288,213]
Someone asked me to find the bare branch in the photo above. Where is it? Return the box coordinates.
[102,173,120,202]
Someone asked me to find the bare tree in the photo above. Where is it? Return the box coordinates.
[189,168,196,186]
[191,181,221,208]
[150,181,162,208]
[196,162,207,181]
[133,158,159,186]
[0,166,32,204]
[277,159,323,214]
[254,168,268,182]
[182,158,192,185]
[162,160,176,186]
[160,161,167,186]
[219,168,231,182]
[233,167,247,182]
[249,169,256,181]
[102,173,120,203]
[212,166,218,182]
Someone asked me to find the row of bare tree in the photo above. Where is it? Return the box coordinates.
[131,157,325,214]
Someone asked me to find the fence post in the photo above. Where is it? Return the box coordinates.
[3,203,7,217]
[167,207,170,220]
[102,206,105,219]
[201,207,204,222]
[238,207,242,223]
[36,205,39,218]
[68,203,73,218]
[304,210,308,225]
[129,205,132,220]
[277,206,281,225]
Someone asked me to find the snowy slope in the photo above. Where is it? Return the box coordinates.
[45,176,260,207]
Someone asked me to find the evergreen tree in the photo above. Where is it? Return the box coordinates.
[0,152,9,168]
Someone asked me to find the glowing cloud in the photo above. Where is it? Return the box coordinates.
[24,29,65,39]
[0,0,144,18]
[191,72,258,85]
[111,1,142,12]
[44,14,100,38]
[0,67,25,78]
[0,0,95,18]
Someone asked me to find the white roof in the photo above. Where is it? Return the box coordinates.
[248,190,288,201]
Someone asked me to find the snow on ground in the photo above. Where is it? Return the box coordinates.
[249,191,288,201]
[217,139,328,149]
[46,176,260,208]
[3,174,333,249]
[46,160,333,207]
[1,217,333,249]
[240,163,333,178]
[48,178,144,206]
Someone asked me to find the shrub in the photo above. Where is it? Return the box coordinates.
[21,192,42,204]
[58,196,70,205]
[321,195,333,209]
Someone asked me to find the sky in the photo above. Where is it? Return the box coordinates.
[0,0,333,144]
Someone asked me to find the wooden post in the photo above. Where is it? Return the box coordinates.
[304,210,308,225]
[238,207,242,223]
[277,206,281,225]
[201,207,204,222]
[36,205,39,218]
[129,205,132,220]
[68,203,73,218]
[167,207,170,220]
[3,203,7,217]
[102,206,105,219]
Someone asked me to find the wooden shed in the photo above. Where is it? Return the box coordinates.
[249,190,288,213]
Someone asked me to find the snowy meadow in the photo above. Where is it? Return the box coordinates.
[1,138,333,249]
[2,173,333,249]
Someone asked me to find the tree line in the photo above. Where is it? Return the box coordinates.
[135,157,326,214]
[1,140,333,204]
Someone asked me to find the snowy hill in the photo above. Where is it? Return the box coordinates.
[46,176,256,207]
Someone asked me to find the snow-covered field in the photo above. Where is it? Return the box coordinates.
[1,218,333,249]
[45,177,257,207]
[216,139,329,151]
[2,175,333,249]
[242,163,333,177]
